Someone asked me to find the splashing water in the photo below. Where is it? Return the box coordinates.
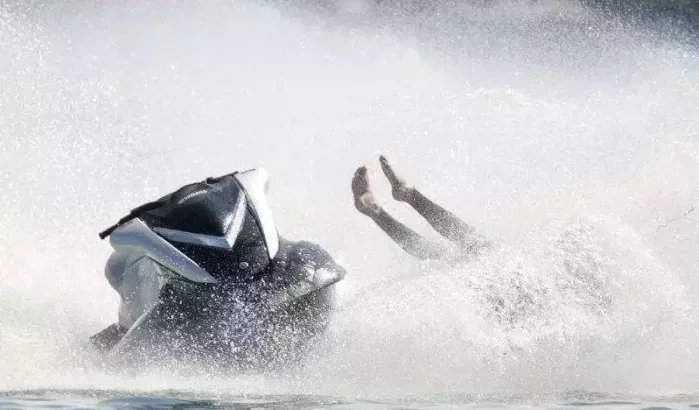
[1,0,698,401]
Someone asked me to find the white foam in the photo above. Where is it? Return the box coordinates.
[0,0,698,398]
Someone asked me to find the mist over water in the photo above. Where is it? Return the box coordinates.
[1,0,698,401]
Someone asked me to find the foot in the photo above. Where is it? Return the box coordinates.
[352,166,381,217]
[379,155,414,202]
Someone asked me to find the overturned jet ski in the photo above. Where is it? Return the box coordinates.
[90,168,346,370]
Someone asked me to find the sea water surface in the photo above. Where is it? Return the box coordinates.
[2,391,699,409]
[1,0,698,408]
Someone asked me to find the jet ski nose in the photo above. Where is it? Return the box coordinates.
[157,181,243,237]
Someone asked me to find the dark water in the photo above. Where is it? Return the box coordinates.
[1,391,698,410]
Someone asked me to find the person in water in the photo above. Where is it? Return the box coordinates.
[352,156,614,327]
[352,155,490,263]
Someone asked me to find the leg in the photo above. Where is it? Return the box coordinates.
[380,156,490,254]
[352,166,446,260]
[372,208,447,260]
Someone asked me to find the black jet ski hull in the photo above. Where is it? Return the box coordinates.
[92,284,337,371]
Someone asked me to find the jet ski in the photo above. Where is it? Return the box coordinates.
[90,168,346,370]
